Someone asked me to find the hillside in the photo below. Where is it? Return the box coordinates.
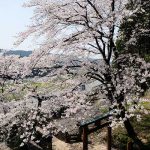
[0,49,32,57]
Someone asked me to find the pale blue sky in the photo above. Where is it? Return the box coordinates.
[0,0,34,50]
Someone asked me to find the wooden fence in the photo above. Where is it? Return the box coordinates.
[28,111,134,150]
[78,112,112,150]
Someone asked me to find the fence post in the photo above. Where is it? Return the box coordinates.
[95,120,101,126]
[127,141,133,150]
[48,136,53,150]
[65,132,70,143]
[107,126,111,150]
[83,126,88,150]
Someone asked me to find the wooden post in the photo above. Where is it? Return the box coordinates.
[65,132,70,143]
[41,135,53,150]
[95,120,101,126]
[48,136,53,150]
[107,126,111,150]
[127,141,133,150]
[83,126,88,150]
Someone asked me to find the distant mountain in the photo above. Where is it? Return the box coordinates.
[0,49,32,57]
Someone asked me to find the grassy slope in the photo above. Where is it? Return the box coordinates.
[112,91,150,149]
[0,77,72,101]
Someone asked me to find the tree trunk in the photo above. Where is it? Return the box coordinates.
[124,119,145,149]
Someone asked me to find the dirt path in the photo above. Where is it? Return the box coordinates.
[53,136,116,150]
[0,138,116,150]
[0,143,11,150]
[53,137,71,150]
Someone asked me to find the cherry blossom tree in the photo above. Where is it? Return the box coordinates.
[15,0,150,148]
[0,55,31,95]
[0,0,149,149]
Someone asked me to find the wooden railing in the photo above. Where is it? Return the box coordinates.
[78,112,112,150]
[26,112,112,150]
[29,111,134,150]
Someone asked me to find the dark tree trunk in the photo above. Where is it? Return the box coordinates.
[124,119,146,149]
[116,104,146,149]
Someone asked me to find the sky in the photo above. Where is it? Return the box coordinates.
[0,0,34,50]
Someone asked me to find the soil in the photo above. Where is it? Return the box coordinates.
[0,143,11,150]
[53,130,117,150]
[0,130,117,150]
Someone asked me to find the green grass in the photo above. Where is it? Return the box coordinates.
[0,78,72,101]
[100,106,109,114]
[1,90,27,101]
[29,80,71,92]
[140,101,150,110]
